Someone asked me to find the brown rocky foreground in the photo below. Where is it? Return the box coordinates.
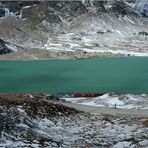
[0,93,80,118]
[0,93,147,147]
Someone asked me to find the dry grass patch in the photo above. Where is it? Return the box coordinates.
[0,94,80,118]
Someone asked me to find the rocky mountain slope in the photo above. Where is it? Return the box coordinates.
[0,0,148,59]
[0,94,147,147]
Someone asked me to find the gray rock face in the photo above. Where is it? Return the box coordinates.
[46,1,88,21]
[0,1,144,33]
[0,0,147,22]
[111,1,139,16]
[0,0,147,57]
[0,1,141,20]
[0,39,12,54]
[0,39,24,55]
[1,1,40,12]
[21,1,88,26]
[17,0,141,33]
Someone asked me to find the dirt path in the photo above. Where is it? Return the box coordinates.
[61,102,148,117]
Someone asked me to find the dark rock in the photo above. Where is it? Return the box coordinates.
[1,1,40,13]
[0,0,143,22]
[92,1,107,13]
[47,1,88,20]
[0,114,18,133]
[45,13,62,24]
[0,39,24,55]
[22,1,88,27]
[0,39,12,54]
[97,31,106,34]
[139,31,148,36]
[97,30,112,34]
[0,8,5,17]
[110,0,139,16]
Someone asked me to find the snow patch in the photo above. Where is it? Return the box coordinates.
[60,93,148,110]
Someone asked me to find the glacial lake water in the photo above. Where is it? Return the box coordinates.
[0,57,148,95]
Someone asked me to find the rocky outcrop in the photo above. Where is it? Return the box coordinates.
[22,1,140,23]
[0,1,144,31]
[139,31,148,36]
[21,1,88,28]
[0,39,24,55]
[0,0,147,57]
[0,94,80,147]
[0,39,12,54]
[110,1,140,16]
[0,1,141,21]
[0,1,40,13]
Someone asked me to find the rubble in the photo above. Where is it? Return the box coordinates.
[0,94,147,147]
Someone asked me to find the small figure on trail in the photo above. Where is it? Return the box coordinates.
[115,103,117,109]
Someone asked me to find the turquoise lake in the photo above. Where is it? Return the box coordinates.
[0,57,148,94]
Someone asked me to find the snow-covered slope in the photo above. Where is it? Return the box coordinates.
[0,1,148,58]
[60,93,148,109]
